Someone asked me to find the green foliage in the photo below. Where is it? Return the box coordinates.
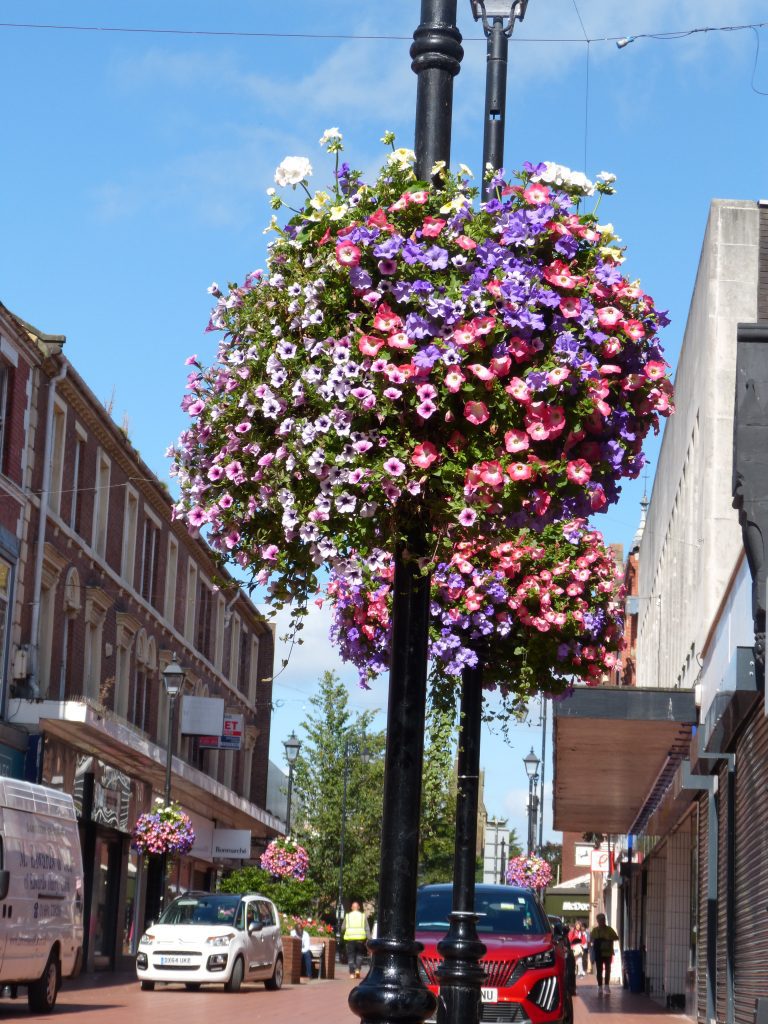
[291,671,385,919]
[418,703,458,885]
[539,841,563,882]
[218,865,318,916]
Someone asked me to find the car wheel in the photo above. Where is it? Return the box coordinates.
[28,953,60,1013]
[140,981,155,992]
[225,957,244,993]
[264,955,284,991]
[185,983,201,991]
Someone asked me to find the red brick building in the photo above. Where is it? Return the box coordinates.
[0,304,281,970]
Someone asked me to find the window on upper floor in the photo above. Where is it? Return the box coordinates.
[70,429,86,536]
[0,363,11,476]
[140,516,161,607]
[48,402,66,518]
[184,562,198,643]
[239,626,249,695]
[122,488,139,585]
[164,535,179,626]
[93,451,111,559]
[195,580,213,662]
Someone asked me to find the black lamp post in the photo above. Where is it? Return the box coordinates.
[336,735,372,940]
[523,748,540,854]
[283,730,302,835]
[159,654,185,912]
[499,837,507,884]
[470,0,529,201]
[349,5,462,1023]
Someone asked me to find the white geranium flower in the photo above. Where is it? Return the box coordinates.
[274,156,313,187]
[597,171,617,183]
[319,127,343,145]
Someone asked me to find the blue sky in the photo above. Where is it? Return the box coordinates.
[3,0,767,847]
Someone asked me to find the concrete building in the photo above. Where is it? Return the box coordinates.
[553,199,768,1021]
[0,304,283,971]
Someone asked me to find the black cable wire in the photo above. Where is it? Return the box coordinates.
[751,27,768,96]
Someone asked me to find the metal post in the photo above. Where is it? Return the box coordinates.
[349,541,434,1024]
[337,739,351,940]
[538,697,547,853]
[286,761,294,835]
[526,775,536,855]
[499,838,506,884]
[350,5,461,1021]
[158,692,177,912]
[436,660,487,1024]
[410,0,463,181]
[481,17,508,201]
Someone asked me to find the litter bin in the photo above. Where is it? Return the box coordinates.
[622,949,643,993]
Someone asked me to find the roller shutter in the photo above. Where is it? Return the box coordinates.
[734,708,768,1023]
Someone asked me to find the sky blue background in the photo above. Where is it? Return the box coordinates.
[3,0,767,850]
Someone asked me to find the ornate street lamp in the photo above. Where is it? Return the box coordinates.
[470,0,529,201]
[336,735,373,941]
[283,730,302,835]
[524,748,541,854]
[159,654,185,911]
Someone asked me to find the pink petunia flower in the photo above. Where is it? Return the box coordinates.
[411,442,439,468]
[596,306,623,330]
[464,401,490,426]
[566,459,593,485]
[504,429,529,453]
[384,457,406,477]
[336,241,361,267]
[507,462,532,481]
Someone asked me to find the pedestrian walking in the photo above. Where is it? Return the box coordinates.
[343,900,370,979]
[568,920,589,978]
[591,913,619,996]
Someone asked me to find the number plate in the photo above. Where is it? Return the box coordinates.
[481,988,498,1003]
[159,955,192,966]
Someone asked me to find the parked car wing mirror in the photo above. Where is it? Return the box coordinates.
[248,921,264,934]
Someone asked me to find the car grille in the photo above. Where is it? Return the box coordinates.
[419,955,525,990]
[481,1005,530,1023]
[154,963,200,972]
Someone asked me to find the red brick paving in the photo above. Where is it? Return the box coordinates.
[1,970,695,1023]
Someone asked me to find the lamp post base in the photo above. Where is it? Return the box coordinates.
[436,911,486,1024]
[349,938,436,1024]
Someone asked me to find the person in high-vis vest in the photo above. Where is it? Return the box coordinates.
[342,900,370,978]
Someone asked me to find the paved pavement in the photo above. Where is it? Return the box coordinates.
[0,970,695,1023]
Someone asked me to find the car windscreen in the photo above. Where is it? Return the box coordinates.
[158,894,241,926]
[416,889,548,936]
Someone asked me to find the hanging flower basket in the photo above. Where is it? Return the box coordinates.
[260,837,309,881]
[327,518,624,700]
[131,801,195,857]
[505,854,552,890]
[169,131,673,631]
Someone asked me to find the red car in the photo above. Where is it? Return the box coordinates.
[416,883,573,1024]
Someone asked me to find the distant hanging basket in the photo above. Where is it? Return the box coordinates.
[131,800,195,857]
[260,837,309,881]
[505,854,552,890]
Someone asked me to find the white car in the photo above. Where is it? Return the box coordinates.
[136,891,283,992]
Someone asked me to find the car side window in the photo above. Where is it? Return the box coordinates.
[257,900,275,927]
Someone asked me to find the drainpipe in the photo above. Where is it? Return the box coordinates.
[28,362,67,698]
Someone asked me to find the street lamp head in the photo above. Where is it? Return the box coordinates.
[360,744,373,766]
[283,730,302,766]
[470,0,528,30]
[523,747,541,779]
[162,654,186,698]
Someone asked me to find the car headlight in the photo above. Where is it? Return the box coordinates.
[206,933,236,947]
[520,948,556,969]
[139,933,156,946]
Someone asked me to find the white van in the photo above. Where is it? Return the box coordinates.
[0,779,84,1012]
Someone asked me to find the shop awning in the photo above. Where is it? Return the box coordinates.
[552,686,697,835]
[9,699,283,839]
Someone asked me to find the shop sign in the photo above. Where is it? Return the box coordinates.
[591,850,610,873]
[563,901,590,911]
[181,696,224,736]
[199,715,244,751]
[212,828,251,859]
